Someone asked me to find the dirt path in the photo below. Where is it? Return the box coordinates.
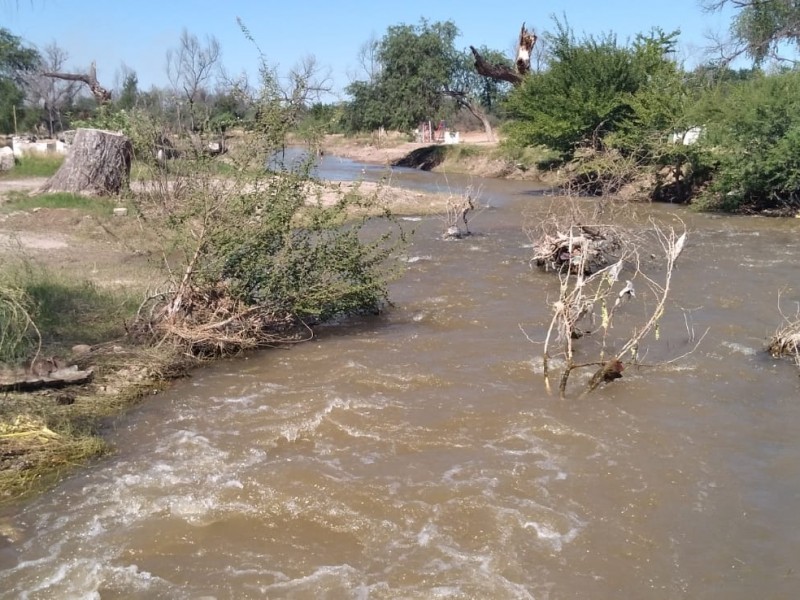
[0,177,46,202]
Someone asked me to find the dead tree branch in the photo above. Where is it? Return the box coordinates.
[529,196,692,396]
[470,22,537,87]
[768,291,800,370]
[41,61,111,105]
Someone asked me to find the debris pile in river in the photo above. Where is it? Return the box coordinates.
[531,225,624,274]
[442,189,477,240]
[133,283,301,356]
[768,318,800,369]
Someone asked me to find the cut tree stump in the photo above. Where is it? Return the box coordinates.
[39,128,132,196]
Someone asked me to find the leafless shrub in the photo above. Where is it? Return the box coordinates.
[768,295,800,370]
[441,185,480,240]
[525,195,696,396]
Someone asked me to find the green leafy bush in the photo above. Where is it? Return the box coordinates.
[133,65,405,354]
[694,70,800,213]
[505,21,648,154]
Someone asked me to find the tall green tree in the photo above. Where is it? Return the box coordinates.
[343,79,386,132]
[344,20,459,132]
[377,20,457,130]
[117,70,139,111]
[694,70,800,212]
[0,28,40,133]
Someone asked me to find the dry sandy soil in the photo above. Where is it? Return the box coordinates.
[0,177,160,292]
[0,172,455,286]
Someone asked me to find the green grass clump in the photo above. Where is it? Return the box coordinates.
[494,143,562,171]
[0,284,38,364]
[25,277,138,347]
[1,153,64,178]
[1,264,139,355]
[444,144,482,160]
[1,191,118,215]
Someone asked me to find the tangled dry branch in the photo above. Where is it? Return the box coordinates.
[133,283,305,356]
[768,296,800,370]
[442,185,481,240]
[530,205,689,396]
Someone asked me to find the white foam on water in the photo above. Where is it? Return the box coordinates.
[417,522,437,547]
[721,341,757,356]
[403,254,432,263]
[327,419,385,441]
[523,520,582,553]
[17,559,170,600]
[209,391,264,407]
[259,564,365,596]
[279,396,352,442]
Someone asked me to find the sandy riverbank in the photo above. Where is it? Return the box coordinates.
[321,130,499,165]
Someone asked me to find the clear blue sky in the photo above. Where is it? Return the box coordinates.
[3,0,736,99]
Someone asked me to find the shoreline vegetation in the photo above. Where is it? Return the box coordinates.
[320,131,561,183]
[0,137,500,505]
[2,125,799,506]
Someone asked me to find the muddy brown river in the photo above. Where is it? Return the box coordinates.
[1,160,799,599]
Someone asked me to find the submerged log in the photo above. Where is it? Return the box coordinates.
[39,128,132,196]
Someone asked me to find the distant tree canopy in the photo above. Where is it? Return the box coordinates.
[344,20,458,132]
[343,20,511,133]
[704,0,800,64]
[0,28,40,133]
[504,21,681,155]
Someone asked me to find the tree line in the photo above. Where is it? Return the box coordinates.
[2,1,800,213]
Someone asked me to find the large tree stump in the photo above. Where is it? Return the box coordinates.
[39,128,132,196]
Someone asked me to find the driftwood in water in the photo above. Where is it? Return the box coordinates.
[442,192,475,240]
[768,319,800,369]
[532,225,622,274]
[39,128,132,196]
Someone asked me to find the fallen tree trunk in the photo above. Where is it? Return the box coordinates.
[39,128,132,196]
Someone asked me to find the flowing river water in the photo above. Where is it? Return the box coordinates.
[1,155,800,599]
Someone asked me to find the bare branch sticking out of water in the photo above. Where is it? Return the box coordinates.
[441,184,484,240]
[526,195,696,396]
[768,292,800,370]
